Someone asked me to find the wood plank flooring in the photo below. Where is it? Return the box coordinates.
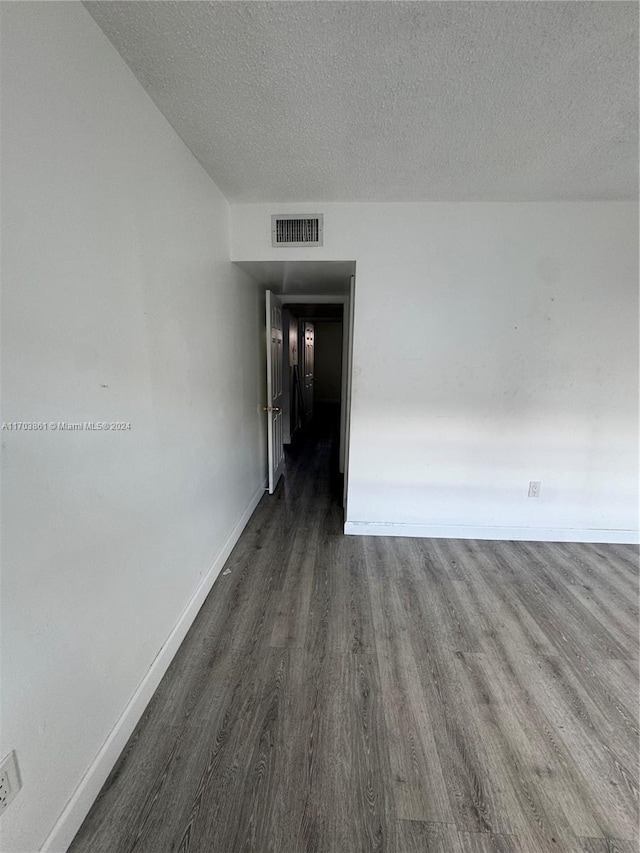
[69,410,639,853]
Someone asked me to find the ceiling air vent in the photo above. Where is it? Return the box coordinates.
[271,214,323,247]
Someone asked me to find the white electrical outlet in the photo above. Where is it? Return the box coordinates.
[528,481,541,498]
[0,751,21,816]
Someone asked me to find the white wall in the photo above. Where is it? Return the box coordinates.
[231,202,639,542]
[1,5,265,852]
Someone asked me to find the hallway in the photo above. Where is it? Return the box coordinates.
[70,415,638,853]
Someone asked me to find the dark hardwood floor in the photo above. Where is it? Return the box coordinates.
[69,408,639,853]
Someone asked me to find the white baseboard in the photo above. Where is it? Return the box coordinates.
[41,479,268,853]
[344,520,639,545]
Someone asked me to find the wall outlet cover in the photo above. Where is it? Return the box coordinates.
[528,481,541,498]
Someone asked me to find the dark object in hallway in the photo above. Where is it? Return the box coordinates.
[69,411,639,853]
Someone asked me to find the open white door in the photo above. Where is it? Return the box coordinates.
[343,275,355,510]
[266,291,285,493]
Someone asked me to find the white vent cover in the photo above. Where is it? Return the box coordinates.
[271,215,323,247]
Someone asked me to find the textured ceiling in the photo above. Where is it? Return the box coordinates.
[85,1,638,202]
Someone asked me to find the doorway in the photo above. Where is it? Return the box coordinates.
[234,260,356,517]
[281,302,344,454]
[278,301,346,507]
[276,291,354,510]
